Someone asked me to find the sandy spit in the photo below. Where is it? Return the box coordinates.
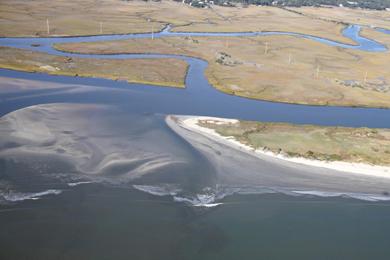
[169,115,390,180]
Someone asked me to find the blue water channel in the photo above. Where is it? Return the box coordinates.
[0,24,389,127]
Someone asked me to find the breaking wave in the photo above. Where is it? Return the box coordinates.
[173,195,223,207]
[0,189,62,203]
[67,181,95,187]
[132,184,390,207]
[292,190,390,202]
[133,184,182,197]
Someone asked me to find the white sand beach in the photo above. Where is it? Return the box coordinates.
[170,115,390,180]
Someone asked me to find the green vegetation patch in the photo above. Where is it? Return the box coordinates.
[198,119,390,166]
[0,46,187,88]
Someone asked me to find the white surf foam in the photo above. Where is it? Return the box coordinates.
[292,190,390,202]
[133,184,182,197]
[0,189,62,203]
[173,195,223,207]
[223,186,390,202]
[133,182,390,207]
[67,181,95,187]
[174,186,229,207]
[133,185,224,207]
[197,186,390,203]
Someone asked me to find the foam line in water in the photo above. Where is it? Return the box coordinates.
[173,196,223,207]
[292,190,390,202]
[67,181,95,187]
[0,189,62,203]
[173,194,223,207]
[133,184,182,196]
[132,183,390,207]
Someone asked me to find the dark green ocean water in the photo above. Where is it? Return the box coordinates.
[1,184,390,260]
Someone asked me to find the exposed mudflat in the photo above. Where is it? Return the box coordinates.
[0,104,216,201]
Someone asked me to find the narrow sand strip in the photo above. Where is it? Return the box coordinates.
[171,115,390,179]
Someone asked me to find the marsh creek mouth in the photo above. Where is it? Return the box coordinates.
[1,24,390,206]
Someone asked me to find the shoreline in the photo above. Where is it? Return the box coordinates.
[168,115,390,180]
[0,61,185,90]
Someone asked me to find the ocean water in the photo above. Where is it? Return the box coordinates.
[1,184,390,260]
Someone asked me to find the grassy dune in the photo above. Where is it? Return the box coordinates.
[198,119,390,166]
[55,34,390,107]
[0,0,355,43]
[0,47,187,88]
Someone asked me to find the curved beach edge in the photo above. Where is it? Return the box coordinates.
[166,115,390,180]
